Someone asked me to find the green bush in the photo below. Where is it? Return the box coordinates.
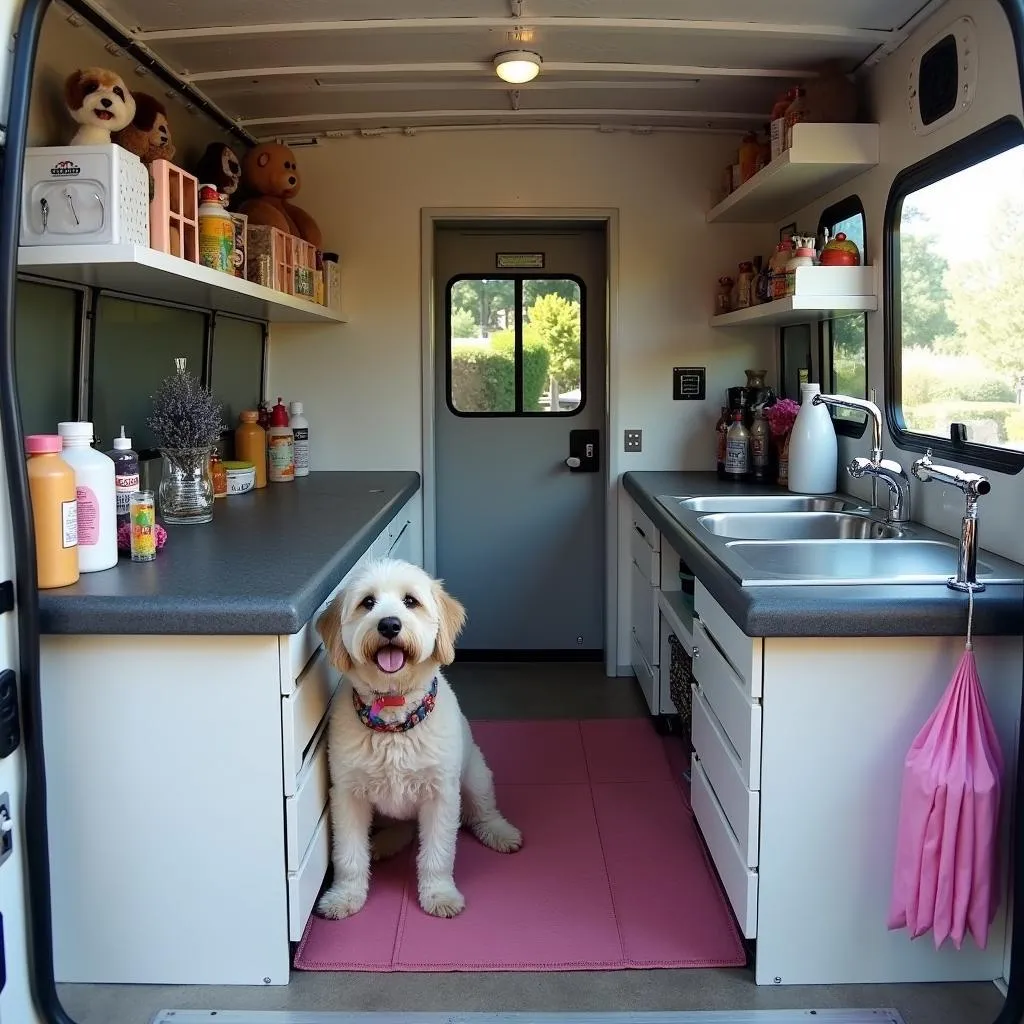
[902,348,1014,405]
[450,337,550,413]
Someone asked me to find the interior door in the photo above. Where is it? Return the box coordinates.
[434,223,607,654]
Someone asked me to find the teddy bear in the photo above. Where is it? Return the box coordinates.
[195,142,242,202]
[64,67,136,146]
[113,92,176,166]
[237,142,322,249]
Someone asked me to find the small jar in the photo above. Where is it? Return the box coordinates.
[210,451,228,499]
[129,491,157,563]
[735,261,755,309]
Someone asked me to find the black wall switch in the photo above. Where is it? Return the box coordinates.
[673,366,706,400]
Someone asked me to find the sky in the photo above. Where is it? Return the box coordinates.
[901,143,1024,264]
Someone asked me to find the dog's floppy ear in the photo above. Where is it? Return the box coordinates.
[316,596,351,673]
[64,70,89,112]
[432,580,466,666]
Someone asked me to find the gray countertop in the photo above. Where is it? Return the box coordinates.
[623,471,1024,638]
[39,471,421,636]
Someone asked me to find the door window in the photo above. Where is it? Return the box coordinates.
[446,276,585,416]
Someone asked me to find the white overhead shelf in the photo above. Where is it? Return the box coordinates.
[710,295,877,328]
[706,123,880,225]
[17,244,346,324]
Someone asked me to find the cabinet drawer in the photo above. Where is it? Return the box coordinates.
[288,806,330,941]
[695,581,762,698]
[691,619,761,790]
[630,524,660,586]
[278,556,366,695]
[629,559,659,668]
[691,759,758,939]
[630,633,657,717]
[285,722,331,871]
[691,684,759,867]
[631,503,660,554]
[282,647,341,796]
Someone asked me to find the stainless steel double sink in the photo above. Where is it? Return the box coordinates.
[656,492,1024,587]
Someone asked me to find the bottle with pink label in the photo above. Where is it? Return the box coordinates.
[56,421,118,573]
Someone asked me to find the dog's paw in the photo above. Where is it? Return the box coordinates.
[317,884,367,920]
[419,881,466,918]
[371,822,415,862]
[472,817,523,854]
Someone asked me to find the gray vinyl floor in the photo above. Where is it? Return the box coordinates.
[56,662,1006,1024]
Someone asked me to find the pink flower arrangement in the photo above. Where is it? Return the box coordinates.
[764,398,800,438]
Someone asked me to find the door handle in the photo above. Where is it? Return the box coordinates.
[566,429,599,473]
[565,457,581,469]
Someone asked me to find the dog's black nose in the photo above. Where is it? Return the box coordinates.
[377,616,401,640]
[100,97,112,108]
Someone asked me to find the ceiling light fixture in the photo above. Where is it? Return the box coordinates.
[494,50,542,85]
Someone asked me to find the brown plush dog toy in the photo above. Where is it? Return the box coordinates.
[237,142,322,248]
[196,142,242,200]
[113,92,176,165]
[64,67,136,146]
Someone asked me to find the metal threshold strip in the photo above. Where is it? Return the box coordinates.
[151,1011,906,1023]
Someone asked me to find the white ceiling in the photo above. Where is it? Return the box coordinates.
[76,0,946,141]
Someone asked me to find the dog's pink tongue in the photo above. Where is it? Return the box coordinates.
[376,646,406,673]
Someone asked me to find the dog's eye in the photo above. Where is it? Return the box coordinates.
[360,595,376,610]
[113,86,125,100]
[83,82,98,96]
[403,595,419,609]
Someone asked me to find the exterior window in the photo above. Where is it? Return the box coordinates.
[817,196,868,438]
[885,116,1024,472]
[446,276,585,416]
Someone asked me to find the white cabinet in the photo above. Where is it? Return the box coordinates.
[628,504,662,715]
[683,578,1019,988]
[39,496,422,986]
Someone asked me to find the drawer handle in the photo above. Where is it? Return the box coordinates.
[692,645,701,658]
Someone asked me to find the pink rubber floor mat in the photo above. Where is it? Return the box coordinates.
[293,720,743,972]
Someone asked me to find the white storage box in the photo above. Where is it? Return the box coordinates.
[20,145,150,247]
[789,265,876,297]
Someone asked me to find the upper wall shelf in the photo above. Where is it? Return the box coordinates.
[709,294,877,328]
[706,123,880,225]
[17,244,346,324]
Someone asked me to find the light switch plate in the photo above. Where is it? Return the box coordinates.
[673,366,706,400]
[624,429,642,452]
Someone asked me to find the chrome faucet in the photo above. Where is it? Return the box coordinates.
[911,449,991,591]
[811,392,911,524]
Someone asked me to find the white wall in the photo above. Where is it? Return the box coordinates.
[789,0,1024,565]
[269,129,777,666]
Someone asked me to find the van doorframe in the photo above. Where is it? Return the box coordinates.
[420,208,620,676]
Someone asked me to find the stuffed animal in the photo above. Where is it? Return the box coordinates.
[237,142,322,249]
[113,92,176,166]
[195,142,242,201]
[64,67,136,146]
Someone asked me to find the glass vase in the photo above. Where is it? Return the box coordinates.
[158,447,215,524]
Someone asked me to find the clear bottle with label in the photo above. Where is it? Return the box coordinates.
[289,400,310,478]
[267,398,295,483]
[749,405,771,482]
[56,421,118,572]
[106,426,139,528]
[25,434,79,589]
[724,410,750,482]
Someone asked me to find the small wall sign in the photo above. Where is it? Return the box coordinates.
[496,252,545,269]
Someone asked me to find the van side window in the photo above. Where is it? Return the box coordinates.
[817,196,867,438]
[445,276,586,416]
[885,116,1024,472]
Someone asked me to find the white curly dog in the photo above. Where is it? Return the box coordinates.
[315,557,522,920]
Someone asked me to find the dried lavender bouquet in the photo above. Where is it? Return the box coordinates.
[147,357,225,452]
